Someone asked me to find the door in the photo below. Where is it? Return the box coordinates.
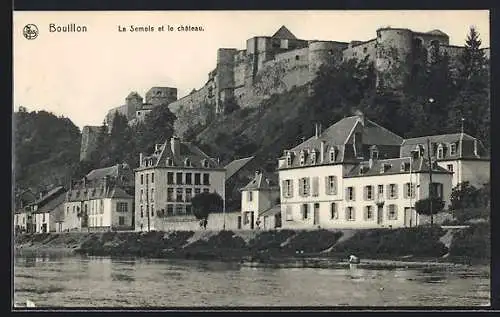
[250,212,254,229]
[275,213,282,228]
[404,208,412,227]
[377,205,383,225]
[237,216,242,229]
[313,203,320,225]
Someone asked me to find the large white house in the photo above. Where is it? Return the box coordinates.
[134,136,226,232]
[278,113,454,229]
[400,133,490,189]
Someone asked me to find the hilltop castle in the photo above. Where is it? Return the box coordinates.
[80,25,490,162]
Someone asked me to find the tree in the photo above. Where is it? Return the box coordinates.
[450,182,480,211]
[136,104,177,154]
[191,192,223,229]
[414,197,445,222]
[450,181,490,223]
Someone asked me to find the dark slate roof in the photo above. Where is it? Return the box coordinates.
[109,187,134,199]
[35,192,66,214]
[225,156,255,180]
[66,185,133,202]
[401,133,489,160]
[86,165,120,181]
[259,204,281,217]
[345,157,451,178]
[240,171,279,191]
[272,26,297,40]
[140,138,221,170]
[31,186,65,206]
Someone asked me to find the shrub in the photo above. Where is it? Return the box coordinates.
[449,223,490,259]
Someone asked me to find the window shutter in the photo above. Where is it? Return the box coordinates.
[403,183,408,199]
[281,180,287,197]
[306,178,311,197]
[363,206,368,220]
[352,187,355,201]
[325,176,330,195]
[299,179,304,196]
[394,184,398,199]
[386,205,390,220]
[352,207,355,220]
[393,205,398,220]
[345,188,349,201]
[363,186,367,201]
[386,185,391,199]
[332,176,337,195]
[290,181,294,198]
[345,207,349,220]
[312,177,319,196]
[439,183,443,198]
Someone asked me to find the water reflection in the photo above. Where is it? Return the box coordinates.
[13,254,490,307]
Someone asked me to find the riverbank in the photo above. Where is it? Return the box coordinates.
[14,224,490,268]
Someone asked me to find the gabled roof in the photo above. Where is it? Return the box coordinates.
[401,133,475,146]
[86,165,120,181]
[259,204,281,217]
[30,186,65,206]
[109,187,133,199]
[225,156,255,180]
[345,157,451,178]
[272,26,297,40]
[240,171,279,191]
[35,191,66,214]
[66,185,133,202]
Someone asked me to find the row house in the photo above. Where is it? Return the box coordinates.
[240,170,280,230]
[64,163,135,232]
[134,136,225,232]
[400,133,490,189]
[278,113,455,229]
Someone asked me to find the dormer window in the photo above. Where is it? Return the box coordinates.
[380,163,391,173]
[286,151,293,166]
[359,165,369,175]
[415,145,424,157]
[202,159,209,168]
[299,150,306,166]
[184,158,191,167]
[401,162,410,172]
[437,144,444,159]
[166,157,173,166]
[370,145,379,159]
[450,143,457,156]
[329,147,337,162]
[310,150,317,164]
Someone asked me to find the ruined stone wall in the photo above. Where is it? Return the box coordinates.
[342,39,377,63]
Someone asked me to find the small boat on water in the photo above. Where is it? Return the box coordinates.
[14,299,36,308]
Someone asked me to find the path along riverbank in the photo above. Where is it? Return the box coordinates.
[14,224,490,269]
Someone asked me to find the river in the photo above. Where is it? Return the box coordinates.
[13,254,490,308]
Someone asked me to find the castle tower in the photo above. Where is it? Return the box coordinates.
[125,92,143,120]
[375,28,414,89]
[145,87,178,106]
[216,48,237,114]
[308,41,348,84]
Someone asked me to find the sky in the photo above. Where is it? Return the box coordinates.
[13,10,490,130]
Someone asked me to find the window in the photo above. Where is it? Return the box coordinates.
[450,143,457,155]
[365,185,373,200]
[286,152,293,166]
[185,173,192,185]
[140,189,144,202]
[202,159,209,168]
[151,205,155,217]
[166,204,173,216]
[326,176,337,195]
[186,205,192,215]
[73,206,76,213]
[151,173,154,183]
[283,179,293,198]
[370,147,379,159]
[167,172,174,184]
[295,55,300,61]
[176,172,183,184]
[437,144,444,159]
[431,182,444,198]
[387,204,397,220]
[42,213,45,222]
[401,162,410,172]
[195,173,201,185]
[175,205,184,215]
[302,204,309,219]
[203,173,210,185]
[378,185,384,196]
[365,206,373,220]
[299,151,306,166]
[100,217,103,227]
[346,207,355,221]
[100,200,104,214]
[346,187,355,201]
[330,203,338,219]
[166,158,173,166]
[447,164,453,172]
[404,183,415,199]
[146,173,149,184]
[67,206,69,215]
[140,174,144,185]
[185,188,192,202]
[167,188,174,202]
[248,191,253,202]
[388,184,398,199]
[119,216,125,225]
[363,47,368,54]
[203,188,210,193]
[116,202,128,212]
[184,158,191,167]
[150,189,154,202]
[176,188,183,202]
[329,148,336,162]
[244,212,250,224]
[310,151,317,164]
[195,188,201,195]
[299,177,310,196]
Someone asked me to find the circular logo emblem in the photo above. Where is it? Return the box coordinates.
[23,24,39,40]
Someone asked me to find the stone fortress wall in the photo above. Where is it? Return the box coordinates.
[80,26,490,161]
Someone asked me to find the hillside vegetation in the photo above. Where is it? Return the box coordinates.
[13,108,81,192]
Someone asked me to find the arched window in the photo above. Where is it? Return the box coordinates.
[184,158,191,167]
[437,144,444,159]
[329,147,337,162]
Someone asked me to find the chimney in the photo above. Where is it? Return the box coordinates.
[139,153,143,167]
[474,139,478,157]
[369,158,374,169]
[355,110,365,126]
[170,136,181,156]
[320,141,325,163]
[315,123,319,139]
